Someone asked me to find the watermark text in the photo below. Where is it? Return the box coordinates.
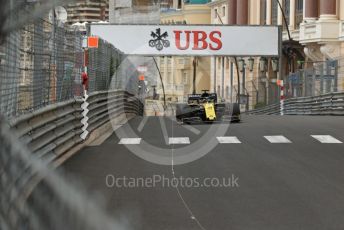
[105,174,239,189]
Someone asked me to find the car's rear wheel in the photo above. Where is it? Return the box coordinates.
[230,103,241,122]
[214,103,241,122]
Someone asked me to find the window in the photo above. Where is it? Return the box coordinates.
[183,72,188,84]
[295,0,303,29]
[168,72,172,84]
[214,9,218,18]
[271,0,278,25]
[177,0,182,9]
[222,6,226,17]
[260,0,267,25]
[284,0,290,29]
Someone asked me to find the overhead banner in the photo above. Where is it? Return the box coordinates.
[89,24,280,56]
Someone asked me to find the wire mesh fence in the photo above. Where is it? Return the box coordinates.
[87,39,124,92]
[0,18,83,118]
[0,7,138,230]
[239,57,344,110]
[0,114,133,230]
[285,59,340,98]
[0,16,125,120]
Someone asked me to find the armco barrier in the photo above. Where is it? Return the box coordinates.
[0,90,143,230]
[9,90,143,165]
[247,92,344,116]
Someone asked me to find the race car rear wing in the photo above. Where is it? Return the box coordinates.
[187,93,217,104]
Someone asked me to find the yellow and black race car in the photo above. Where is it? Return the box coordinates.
[176,90,241,124]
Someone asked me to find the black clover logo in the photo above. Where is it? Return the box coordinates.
[149,28,170,51]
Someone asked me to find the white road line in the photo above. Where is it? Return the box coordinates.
[311,135,343,144]
[216,136,241,144]
[167,116,201,135]
[159,116,169,145]
[169,137,190,145]
[137,116,149,132]
[181,124,201,135]
[264,135,292,143]
[119,138,142,145]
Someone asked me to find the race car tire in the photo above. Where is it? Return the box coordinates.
[230,103,241,122]
[215,103,241,122]
[176,103,190,122]
[231,103,240,115]
[215,103,226,118]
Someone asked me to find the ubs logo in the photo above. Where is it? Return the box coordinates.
[149,28,170,51]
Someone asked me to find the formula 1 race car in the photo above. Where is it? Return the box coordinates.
[176,90,241,124]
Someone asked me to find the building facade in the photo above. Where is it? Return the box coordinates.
[158,0,212,102]
[66,0,109,25]
[208,0,344,110]
[109,0,168,24]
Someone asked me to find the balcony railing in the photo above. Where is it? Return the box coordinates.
[339,21,344,41]
[282,29,300,41]
[176,58,190,69]
[299,19,340,44]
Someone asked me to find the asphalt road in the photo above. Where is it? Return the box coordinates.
[61,115,344,230]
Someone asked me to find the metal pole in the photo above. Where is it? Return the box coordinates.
[230,61,234,103]
[266,77,269,104]
[275,0,291,41]
[280,80,284,115]
[303,69,307,96]
[213,57,216,93]
[278,26,283,102]
[243,67,246,96]
[53,12,58,99]
[334,60,338,92]
[193,57,197,94]
[264,82,267,105]
[33,7,44,108]
[221,57,225,99]
[243,67,247,110]
[234,57,240,104]
[152,57,166,110]
[320,64,324,94]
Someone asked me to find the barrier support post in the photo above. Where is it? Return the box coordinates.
[279,80,284,116]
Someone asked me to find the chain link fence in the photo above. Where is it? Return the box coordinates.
[0,17,84,118]
[246,57,344,111]
[88,39,124,92]
[0,114,134,230]
[286,59,340,98]
[0,17,126,120]
[0,3,141,230]
[243,58,343,110]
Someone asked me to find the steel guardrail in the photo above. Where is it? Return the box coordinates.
[247,92,344,116]
[9,90,143,165]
